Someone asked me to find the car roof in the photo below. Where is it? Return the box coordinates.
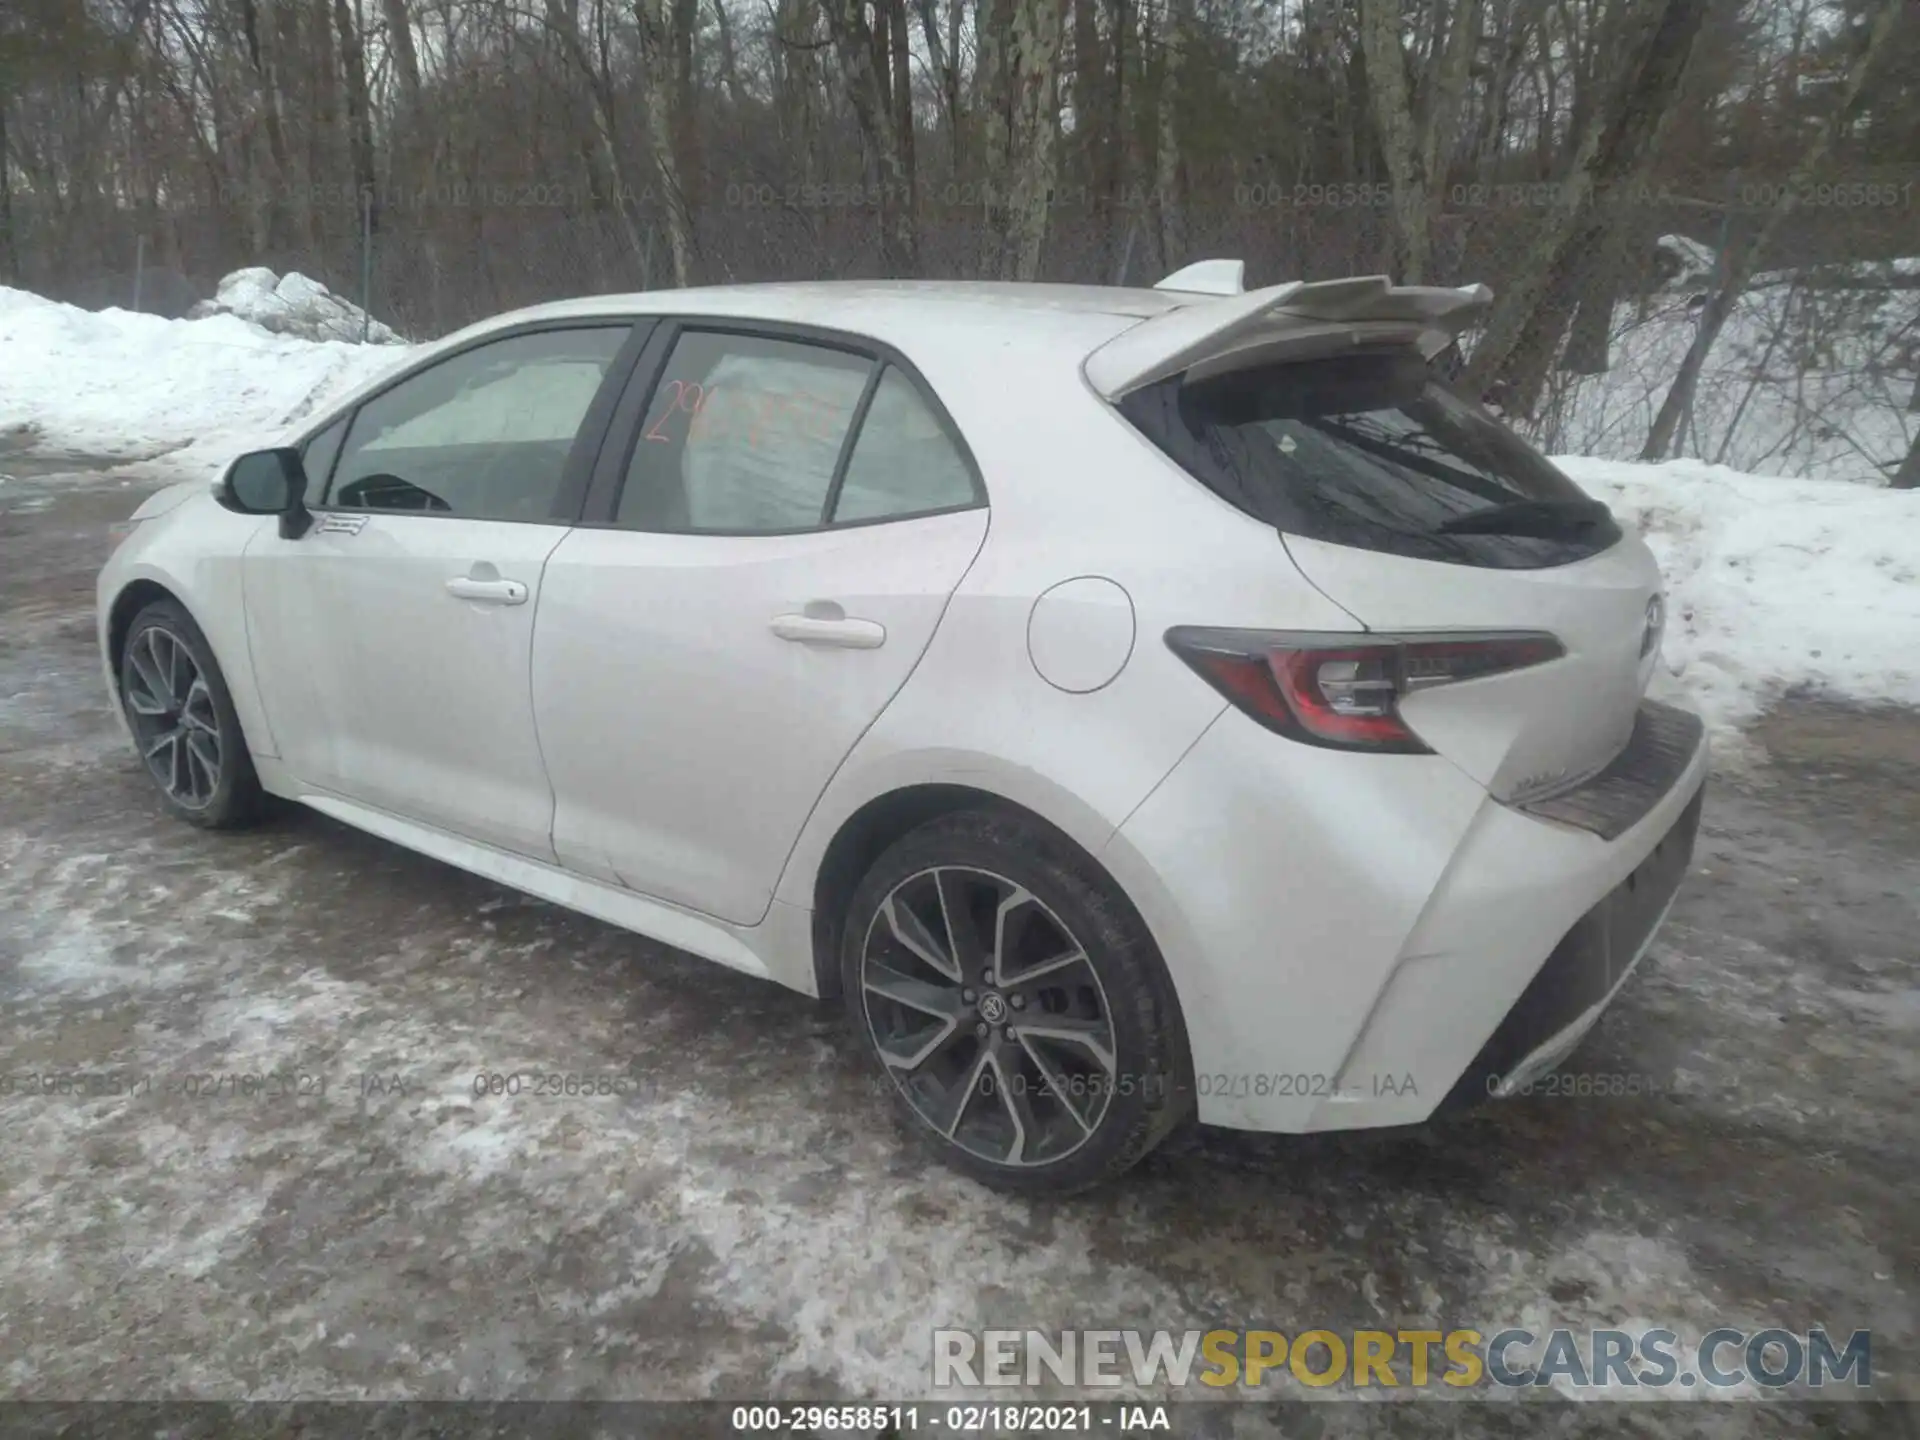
[496,280,1194,329]
[281,281,1185,450]
[403,281,1200,396]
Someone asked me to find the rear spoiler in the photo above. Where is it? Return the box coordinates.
[1088,271,1493,399]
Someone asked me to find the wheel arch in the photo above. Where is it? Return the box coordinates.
[103,562,279,763]
[810,783,993,998]
[106,577,185,676]
[804,779,1176,1034]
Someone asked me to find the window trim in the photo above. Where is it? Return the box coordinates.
[290,318,652,527]
[580,316,989,536]
[298,414,350,505]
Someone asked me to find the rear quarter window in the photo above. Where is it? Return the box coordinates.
[1119,347,1620,569]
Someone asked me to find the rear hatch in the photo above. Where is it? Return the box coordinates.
[1099,281,1662,803]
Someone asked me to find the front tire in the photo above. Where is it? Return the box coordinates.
[118,598,266,829]
[840,808,1191,1193]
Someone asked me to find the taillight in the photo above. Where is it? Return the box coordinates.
[1164,627,1563,752]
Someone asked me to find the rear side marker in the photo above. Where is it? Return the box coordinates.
[1165,627,1563,753]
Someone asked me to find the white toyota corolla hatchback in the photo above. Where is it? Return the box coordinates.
[99,261,1706,1191]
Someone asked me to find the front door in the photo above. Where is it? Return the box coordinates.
[244,323,634,859]
[533,325,989,923]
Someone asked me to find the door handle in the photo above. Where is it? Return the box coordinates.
[446,576,528,605]
[770,613,887,649]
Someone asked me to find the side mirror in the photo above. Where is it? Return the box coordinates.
[218,448,313,538]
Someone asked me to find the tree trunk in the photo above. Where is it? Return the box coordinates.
[1073,0,1108,278]
[976,0,1013,274]
[910,0,962,176]
[333,0,378,232]
[1893,430,1920,489]
[1421,0,1483,227]
[886,0,917,260]
[1153,0,1186,271]
[383,0,423,114]
[1643,0,1906,461]
[0,95,15,284]
[1463,0,1713,403]
[311,0,341,242]
[1003,0,1068,279]
[1103,0,1127,276]
[1360,0,1429,281]
[1562,242,1625,373]
[544,0,653,283]
[825,0,920,273]
[239,0,294,248]
[671,0,703,216]
[637,0,700,286]
[712,0,750,111]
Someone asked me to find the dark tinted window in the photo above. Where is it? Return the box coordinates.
[329,327,627,521]
[1120,348,1620,568]
[618,331,873,533]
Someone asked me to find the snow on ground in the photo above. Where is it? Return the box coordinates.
[0,284,416,480]
[2,279,1916,744]
[1561,456,1920,739]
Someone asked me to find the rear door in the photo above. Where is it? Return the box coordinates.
[532,322,989,924]
[1118,343,1662,801]
[244,323,640,858]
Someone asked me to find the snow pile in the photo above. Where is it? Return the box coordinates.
[188,266,405,345]
[0,285,415,478]
[1650,233,1717,291]
[1561,455,1920,737]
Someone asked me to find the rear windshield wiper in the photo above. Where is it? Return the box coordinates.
[1435,497,1614,537]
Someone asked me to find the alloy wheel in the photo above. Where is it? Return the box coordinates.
[860,866,1119,1167]
[123,626,223,809]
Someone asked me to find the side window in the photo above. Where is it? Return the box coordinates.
[329,327,628,522]
[300,415,348,506]
[830,366,978,524]
[618,331,873,533]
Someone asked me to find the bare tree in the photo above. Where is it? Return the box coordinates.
[637,0,701,285]
[334,0,379,228]
[1463,0,1713,409]
[1643,0,1907,459]
[979,0,1068,278]
[824,0,919,273]
[1153,0,1188,271]
[2,0,1909,499]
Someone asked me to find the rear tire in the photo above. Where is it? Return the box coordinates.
[839,808,1191,1193]
[118,599,266,830]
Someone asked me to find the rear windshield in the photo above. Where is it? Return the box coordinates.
[1119,347,1620,569]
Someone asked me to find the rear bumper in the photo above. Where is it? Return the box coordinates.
[1103,698,1709,1133]
[1435,781,1703,1111]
